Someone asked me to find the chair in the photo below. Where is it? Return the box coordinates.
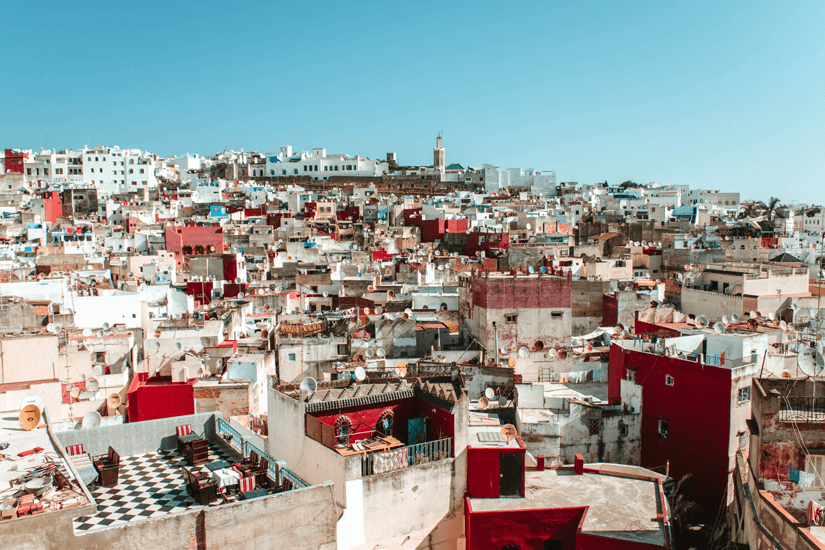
[252,457,270,488]
[65,444,85,456]
[181,466,218,505]
[238,475,267,500]
[93,446,120,488]
[176,424,201,454]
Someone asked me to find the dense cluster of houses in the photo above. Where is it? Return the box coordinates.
[0,139,822,549]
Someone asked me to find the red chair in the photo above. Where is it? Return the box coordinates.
[65,444,85,456]
[238,475,267,499]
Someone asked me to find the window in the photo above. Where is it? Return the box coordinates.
[738,386,751,404]
[544,540,564,550]
[95,352,106,363]
[588,417,600,435]
[43,168,48,175]
[505,315,517,324]
[337,344,348,356]
[288,353,296,361]
[502,546,520,550]
[334,416,352,447]
[140,168,145,174]
[806,455,825,489]
[665,374,675,386]
[129,169,134,174]
[620,424,629,437]
[26,168,31,175]
[710,281,718,291]
[551,312,563,319]
[658,419,669,439]
[377,410,394,436]
[627,369,635,382]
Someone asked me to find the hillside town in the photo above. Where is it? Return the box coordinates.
[0,137,824,550]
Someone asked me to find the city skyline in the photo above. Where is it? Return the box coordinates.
[3,0,823,203]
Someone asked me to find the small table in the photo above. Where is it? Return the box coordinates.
[211,467,242,490]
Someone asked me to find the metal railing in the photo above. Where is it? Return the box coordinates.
[281,467,309,489]
[779,397,825,423]
[361,437,453,477]
[704,353,757,369]
[217,417,244,454]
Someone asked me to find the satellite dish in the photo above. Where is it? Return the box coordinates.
[376,347,386,357]
[299,377,318,396]
[238,292,245,299]
[508,357,516,367]
[107,393,122,409]
[96,329,104,337]
[70,386,81,399]
[539,266,547,273]
[175,342,182,351]
[768,312,775,321]
[731,314,740,323]
[749,311,757,319]
[791,303,799,312]
[86,377,99,392]
[518,346,529,358]
[363,308,371,315]
[558,349,568,360]
[82,328,92,337]
[366,348,375,358]
[547,349,558,359]
[478,396,489,410]
[713,322,725,334]
[354,366,366,381]
[695,315,709,329]
[153,341,161,349]
[19,405,40,431]
[485,387,496,400]
[722,315,730,325]
[798,348,825,377]
[500,424,518,442]
[780,320,788,330]
[526,223,531,230]
[20,396,45,413]
[275,287,282,294]
[341,370,352,380]
[394,361,407,377]
[82,411,102,429]
[46,323,56,333]
[498,395,508,407]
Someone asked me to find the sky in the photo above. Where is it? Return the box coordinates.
[3,1,823,205]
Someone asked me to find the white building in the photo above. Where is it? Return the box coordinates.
[81,146,158,197]
[480,164,556,194]
[265,146,388,179]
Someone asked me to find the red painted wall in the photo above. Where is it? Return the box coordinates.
[41,192,62,224]
[608,344,732,507]
[126,374,195,422]
[187,281,213,304]
[222,254,238,282]
[164,226,224,254]
[472,274,573,310]
[464,232,510,256]
[467,446,525,498]
[4,149,27,174]
[466,498,583,550]
[632,319,681,338]
[308,396,454,446]
[603,294,618,327]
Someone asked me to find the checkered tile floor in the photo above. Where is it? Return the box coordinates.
[73,445,238,534]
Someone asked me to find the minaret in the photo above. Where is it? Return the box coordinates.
[433,134,445,172]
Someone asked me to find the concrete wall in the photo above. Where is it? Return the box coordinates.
[680,287,744,317]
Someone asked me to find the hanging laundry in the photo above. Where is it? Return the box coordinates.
[799,470,816,490]
[789,467,801,483]
[560,373,568,383]
[807,500,825,526]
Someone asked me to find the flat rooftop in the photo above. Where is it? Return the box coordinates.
[470,468,667,547]
[0,409,91,515]
[468,425,522,449]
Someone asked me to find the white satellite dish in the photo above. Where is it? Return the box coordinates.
[731,314,740,323]
[547,349,558,359]
[175,342,182,351]
[20,396,45,413]
[485,387,496,400]
[713,322,725,334]
[722,315,730,325]
[81,411,102,429]
[46,323,56,333]
[299,375,318,394]
[518,346,529,358]
[376,348,386,357]
[749,311,758,319]
[82,328,92,337]
[238,292,245,299]
[96,329,104,338]
[780,320,788,330]
[153,341,161,349]
[768,312,776,321]
[695,315,709,329]
[86,377,99,392]
[354,366,366,381]
[798,348,825,377]
[366,348,375,358]
[102,322,110,330]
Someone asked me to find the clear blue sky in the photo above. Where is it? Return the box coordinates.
[3,1,823,204]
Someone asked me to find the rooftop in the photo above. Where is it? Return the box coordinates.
[469,467,668,547]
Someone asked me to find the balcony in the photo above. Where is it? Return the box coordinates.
[778,396,825,423]
[361,437,453,476]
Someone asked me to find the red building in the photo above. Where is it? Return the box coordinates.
[164,225,224,268]
[3,148,29,174]
[465,426,672,549]
[403,208,469,243]
[40,191,63,224]
[608,342,744,510]
[464,230,510,257]
[126,372,195,422]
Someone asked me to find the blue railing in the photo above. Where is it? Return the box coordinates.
[216,417,244,454]
[282,467,309,489]
[362,437,453,476]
